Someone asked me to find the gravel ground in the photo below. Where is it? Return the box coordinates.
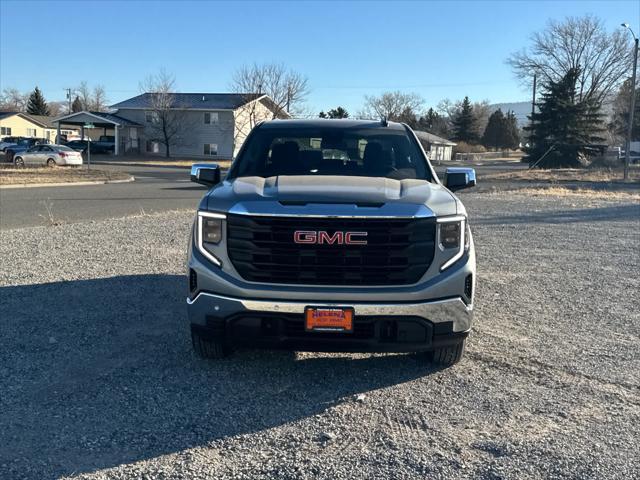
[0,192,638,479]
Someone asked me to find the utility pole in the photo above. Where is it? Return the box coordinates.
[621,23,638,181]
[65,88,72,114]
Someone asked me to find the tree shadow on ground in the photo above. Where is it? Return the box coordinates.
[473,203,640,225]
[0,274,440,479]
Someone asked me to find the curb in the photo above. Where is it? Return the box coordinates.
[0,175,135,190]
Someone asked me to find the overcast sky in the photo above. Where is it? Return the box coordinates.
[1,0,637,114]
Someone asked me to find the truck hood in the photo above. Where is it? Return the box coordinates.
[206,175,458,217]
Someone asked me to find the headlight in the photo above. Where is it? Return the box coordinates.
[437,215,466,271]
[197,211,225,266]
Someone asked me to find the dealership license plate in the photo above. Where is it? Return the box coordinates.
[305,307,354,333]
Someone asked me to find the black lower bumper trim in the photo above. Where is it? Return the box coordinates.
[194,312,467,353]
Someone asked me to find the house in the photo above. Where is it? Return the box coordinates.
[413,130,456,162]
[108,93,288,158]
[0,112,77,142]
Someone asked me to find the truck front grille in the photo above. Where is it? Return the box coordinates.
[226,214,436,286]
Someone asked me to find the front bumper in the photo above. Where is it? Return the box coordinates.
[187,292,472,353]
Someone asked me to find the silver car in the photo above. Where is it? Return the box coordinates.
[14,145,83,167]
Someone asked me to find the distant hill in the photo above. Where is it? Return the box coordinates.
[488,101,531,127]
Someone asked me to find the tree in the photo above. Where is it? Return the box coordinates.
[0,88,27,112]
[482,109,521,150]
[503,110,521,149]
[482,109,506,150]
[75,81,92,110]
[230,62,309,118]
[608,78,640,144]
[139,69,190,158]
[361,91,424,122]
[524,67,605,168]
[451,96,478,143]
[417,108,451,138]
[71,96,83,112]
[91,85,108,111]
[507,15,632,104]
[26,87,50,116]
[319,106,349,119]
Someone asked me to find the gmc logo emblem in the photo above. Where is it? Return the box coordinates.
[294,230,368,245]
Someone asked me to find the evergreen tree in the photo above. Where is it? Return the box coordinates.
[524,67,605,168]
[482,109,506,149]
[418,108,451,139]
[26,87,50,116]
[319,106,349,119]
[503,110,520,149]
[452,96,478,143]
[71,96,83,113]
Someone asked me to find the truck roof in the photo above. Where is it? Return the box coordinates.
[260,118,406,130]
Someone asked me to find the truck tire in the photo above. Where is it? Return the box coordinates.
[191,328,229,359]
[430,339,466,366]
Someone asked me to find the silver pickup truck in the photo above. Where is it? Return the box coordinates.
[187,119,476,366]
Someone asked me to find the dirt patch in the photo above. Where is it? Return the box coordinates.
[483,167,640,183]
[0,167,131,186]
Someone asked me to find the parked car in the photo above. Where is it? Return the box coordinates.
[187,119,477,367]
[4,137,50,162]
[13,144,83,167]
[95,135,116,153]
[0,136,22,152]
[65,140,111,155]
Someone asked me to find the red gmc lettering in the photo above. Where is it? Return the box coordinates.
[293,231,317,244]
[318,231,344,244]
[345,232,368,245]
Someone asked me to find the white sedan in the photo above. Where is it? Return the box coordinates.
[14,145,83,167]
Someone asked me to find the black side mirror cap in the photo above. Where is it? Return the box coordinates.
[444,167,476,192]
[190,163,221,187]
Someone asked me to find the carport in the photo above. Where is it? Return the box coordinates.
[52,111,142,155]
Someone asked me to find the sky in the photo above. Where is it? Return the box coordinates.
[0,0,638,115]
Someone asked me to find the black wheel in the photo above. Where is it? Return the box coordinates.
[46,158,56,167]
[191,327,230,359]
[14,156,24,167]
[429,339,466,367]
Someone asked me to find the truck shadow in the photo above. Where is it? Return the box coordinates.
[0,274,441,478]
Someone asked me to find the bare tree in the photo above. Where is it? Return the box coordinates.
[139,69,190,158]
[360,91,424,121]
[75,81,93,110]
[507,15,632,103]
[230,62,309,118]
[91,85,108,111]
[0,88,28,111]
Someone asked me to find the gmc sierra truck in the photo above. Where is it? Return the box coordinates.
[187,119,476,366]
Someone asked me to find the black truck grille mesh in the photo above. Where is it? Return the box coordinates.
[226,215,436,285]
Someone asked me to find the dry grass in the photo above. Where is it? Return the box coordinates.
[0,167,131,186]
[509,186,640,201]
[484,168,640,183]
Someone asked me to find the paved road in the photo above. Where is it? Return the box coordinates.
[0,163,207,230]
[0,160,525,230]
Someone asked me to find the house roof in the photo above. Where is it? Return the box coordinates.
[0,111,51,128]
[110,92,265,110]
[414,130,457,146]
[53,111,142,127]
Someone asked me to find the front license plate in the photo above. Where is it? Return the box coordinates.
[305,307,354,333]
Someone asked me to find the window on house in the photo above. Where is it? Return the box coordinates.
[26,128,37,136]
[204,143,218,156]
[1,127,11,135]
[145,111,159,123]
[204,112,218,124]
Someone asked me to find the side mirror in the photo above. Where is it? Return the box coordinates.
[444,167,476,192]
[190,163,221,187]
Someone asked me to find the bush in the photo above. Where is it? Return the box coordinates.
[453,142,486,155]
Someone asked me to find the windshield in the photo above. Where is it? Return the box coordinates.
[56,146,75,152]
[229,127,434,181]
